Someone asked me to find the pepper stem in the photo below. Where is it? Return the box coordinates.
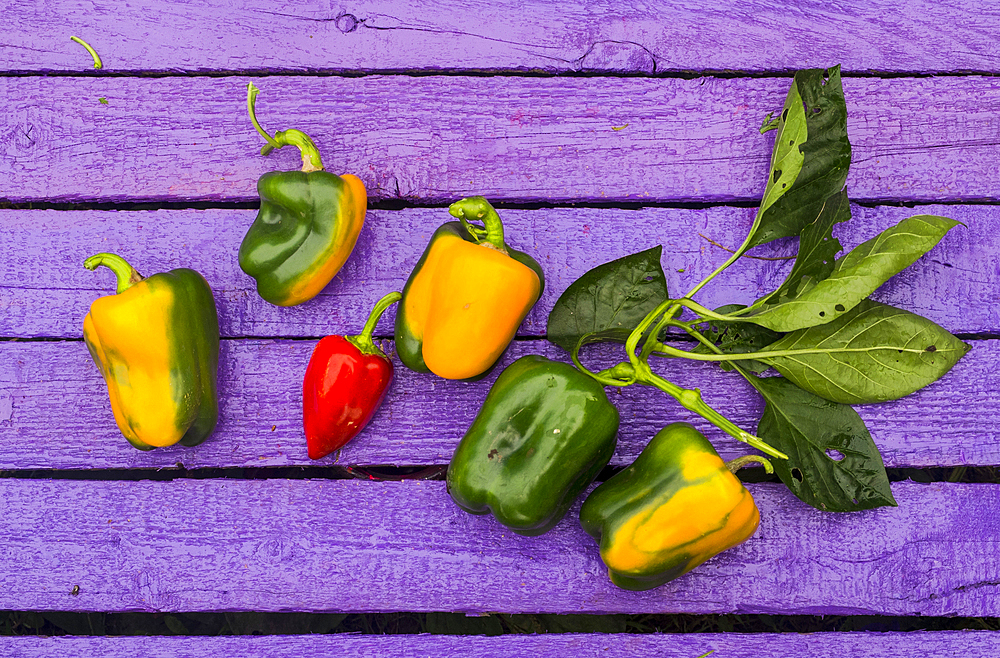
[449,196,508,254]
[84,253,144,294]
[347,291,402,356]
[246,83,324,172]
[726,454,774,474]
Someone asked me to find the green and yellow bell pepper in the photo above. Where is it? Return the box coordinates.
[580,422,767,590]
[239,83,366,306]
[83,253,220,451]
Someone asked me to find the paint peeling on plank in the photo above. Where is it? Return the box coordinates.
[1,77,999,204]
[0,479,997,616]
[0,339,994,471]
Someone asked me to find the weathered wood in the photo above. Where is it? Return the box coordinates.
[0,204,990,339]
[3,76,999,204]
[4,0,998,75]
[0,478,997,615]
[1,338,994,470]
[3,631,1000,657]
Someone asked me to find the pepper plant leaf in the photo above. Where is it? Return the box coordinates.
[547,246,668,352]
[747,373,897,512]
[744,214,962,332]
[757,300,970,404]
[745,66,852,251]
[752,189,851,311]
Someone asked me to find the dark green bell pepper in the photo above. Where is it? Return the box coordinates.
[447,355,620,536]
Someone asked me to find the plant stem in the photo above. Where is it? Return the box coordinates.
[347,291,402,356]
[631,361,787,460]
[84,253,143,294]
[70,36,103,69]
[246,83,324,172]
[449,197,507,254]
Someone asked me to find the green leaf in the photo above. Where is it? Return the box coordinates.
[691,304,782,373]
[758,300,970,404]
[754,189,851,310]
[747,66,852,250]
[546,246,668,352]
[745,214,962,331]
[747,374,896,512]
[757,79,808,221]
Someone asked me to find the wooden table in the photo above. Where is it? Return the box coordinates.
[3,1,999,654]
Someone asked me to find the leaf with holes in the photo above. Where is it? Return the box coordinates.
[691,304,782,373]
[752,189,850,312]
[747,373,896,512]
[758,300,970,404]
[547,246,668,352]
[745,66,852,251]
[744,214,962,331]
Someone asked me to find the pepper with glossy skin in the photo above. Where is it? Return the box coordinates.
[303,292,401,460]
[395,197,544,380]
[83,253,220,451]
[239,83,366,306]
[447,355,619,536]
[580,422,768,591]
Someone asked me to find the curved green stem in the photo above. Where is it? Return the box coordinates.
[570,333,636,387]
[70,36,103,69]
[624,299,677,368]
[448,196,507,253]
[347,291,402,356]
[633,361,787,460]
[84,253,143,294]
[246,83,324,172]
[726,454,774,474]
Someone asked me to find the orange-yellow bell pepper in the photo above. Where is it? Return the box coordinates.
[394,197,544,380]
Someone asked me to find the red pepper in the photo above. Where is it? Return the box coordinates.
[303,292,401,460]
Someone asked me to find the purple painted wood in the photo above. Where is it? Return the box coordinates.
[3,76,999,204]
[3,631,1000,658]
[0,479,997,615]
[1,339,994,470]
[4,1,998,75]
[0,204,991,339]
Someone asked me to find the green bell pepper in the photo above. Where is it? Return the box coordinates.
[580,422,766,590]
[447,355,619,536]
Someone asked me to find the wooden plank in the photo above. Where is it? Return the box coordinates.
[0,478,997,615]
[1,204,991,339]
[4,1,998,75]
[0,338,994,470]
[3,76,999,204]
[3,631,1000,658]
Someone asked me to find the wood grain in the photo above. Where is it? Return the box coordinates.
[0,478,997,615]
[3,76,999,204]
[3,631,1000,657]
[1,204,991,339]
[1,339,994,470]
[4,1,998,74]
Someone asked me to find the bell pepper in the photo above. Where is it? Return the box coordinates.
[447,355,619,536]
[239,83,366,307]
[395,196,544,380]
[303,291,401,460]
[82,253,220,451]
[580,422,768,591]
